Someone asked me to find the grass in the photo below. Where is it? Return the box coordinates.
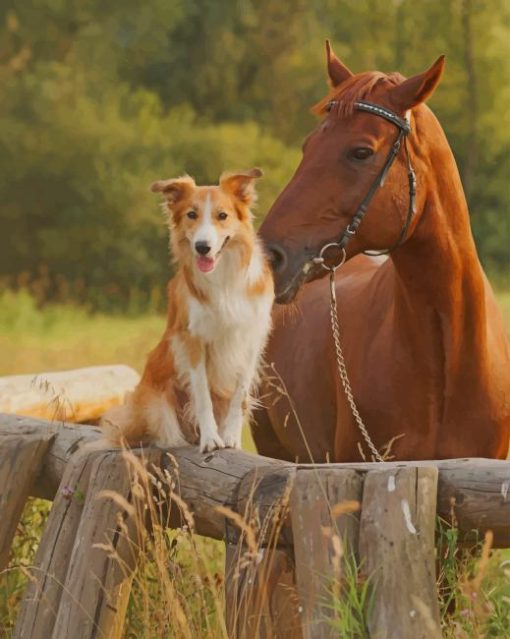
[437,523,510,638]
[0,288,164,376]
[325,550,373,639]
[1,287,510,637]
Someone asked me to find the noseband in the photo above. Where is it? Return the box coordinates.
[313,100,416,268]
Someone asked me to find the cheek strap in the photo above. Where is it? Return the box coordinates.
[312,100,416,267]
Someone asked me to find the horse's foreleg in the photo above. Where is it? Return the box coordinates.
[250,405,295,461]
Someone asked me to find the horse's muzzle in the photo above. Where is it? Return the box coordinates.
[264,242,319,303]
[265,243,288,275]
[264,242,299,303]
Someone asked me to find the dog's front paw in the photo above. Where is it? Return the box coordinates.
[200,433,225,453]
[222,432,242,449]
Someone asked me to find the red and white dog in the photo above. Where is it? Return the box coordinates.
[102,169,274,452]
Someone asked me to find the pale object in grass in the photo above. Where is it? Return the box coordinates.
[0,365,140,423]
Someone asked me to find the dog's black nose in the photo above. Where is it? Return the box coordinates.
[195,241,211,256]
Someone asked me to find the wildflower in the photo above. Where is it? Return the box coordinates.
[61,485,74,499]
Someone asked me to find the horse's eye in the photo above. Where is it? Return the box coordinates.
[218,211,228,221]
[187,210,198,220]
[351,147,374,161]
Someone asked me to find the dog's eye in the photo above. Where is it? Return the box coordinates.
[218,211,228,221]
[350,147,374,161]
[187,210,198,220]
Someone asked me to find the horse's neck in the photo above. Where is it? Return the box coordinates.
[390,148,490,405]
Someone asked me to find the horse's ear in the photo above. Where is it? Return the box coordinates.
[150,175,196,205]
[389,55,445,111]
[326,40,353,87]
[220,168,263,206]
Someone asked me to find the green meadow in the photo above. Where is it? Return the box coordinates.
[1,288,510,637]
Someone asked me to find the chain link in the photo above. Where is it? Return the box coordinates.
[328,269,385,463]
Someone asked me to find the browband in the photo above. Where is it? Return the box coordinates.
[354,101,411,135]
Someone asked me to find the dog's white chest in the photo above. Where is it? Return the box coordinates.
[187,285,272,395]
[187,290,270,342]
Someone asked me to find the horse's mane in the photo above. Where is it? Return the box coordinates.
[312,71,405,117]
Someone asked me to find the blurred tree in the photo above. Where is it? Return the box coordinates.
[0,0,508,311]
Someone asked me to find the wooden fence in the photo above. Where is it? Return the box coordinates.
[1,412,510,639]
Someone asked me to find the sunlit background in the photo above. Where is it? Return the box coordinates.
[0,0,509,375]
[1,3,510,637]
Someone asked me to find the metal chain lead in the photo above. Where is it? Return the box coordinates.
[327,268,385,463]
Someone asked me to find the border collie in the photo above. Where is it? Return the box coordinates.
[102,169,274,452]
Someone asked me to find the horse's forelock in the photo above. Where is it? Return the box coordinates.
[312,71,405,118]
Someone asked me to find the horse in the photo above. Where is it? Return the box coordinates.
[252,42,510,463]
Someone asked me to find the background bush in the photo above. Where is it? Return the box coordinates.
[0,0,508,311]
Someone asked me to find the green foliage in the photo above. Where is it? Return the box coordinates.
[0,287,166,375]
[0,0,509,310]
[0,498,51,636]
[0,61,299,310]
[326,551,372,639]
[437,519,510,638]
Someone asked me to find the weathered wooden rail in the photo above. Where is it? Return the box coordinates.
[1,412,510,639]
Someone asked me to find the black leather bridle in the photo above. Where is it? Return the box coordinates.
[313,100,417,268]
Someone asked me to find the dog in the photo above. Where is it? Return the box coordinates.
[101,168,274,452]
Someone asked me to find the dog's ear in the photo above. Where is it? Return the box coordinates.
[220,168,263,206]
[150,175,196,206]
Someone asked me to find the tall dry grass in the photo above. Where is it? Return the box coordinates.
[1,288,510,636]
[1,449,510,637]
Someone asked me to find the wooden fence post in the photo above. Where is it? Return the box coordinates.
[0,427,56,571]
[50,449,160,639]
[15,449,160,639]
[359,466,440,639]
[225,543,300,639]
[290,469,363,639]
[3,414,510,638]
[224,465,300,639]
[14,451,95,639]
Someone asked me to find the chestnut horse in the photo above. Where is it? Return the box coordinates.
[252,43,510,463]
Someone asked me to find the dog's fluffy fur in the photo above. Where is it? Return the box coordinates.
[102,169,274,452]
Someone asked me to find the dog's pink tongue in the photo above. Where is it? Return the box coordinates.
[196,256,215,273]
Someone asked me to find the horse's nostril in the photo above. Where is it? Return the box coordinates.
[266,244,287,274]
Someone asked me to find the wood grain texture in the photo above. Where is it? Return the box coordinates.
[0,414,510,548]
[50,449,161,639]
[1,414,510,545]
[437,459,510,546]
[225,544,301,639]
[290,469,363,639]
[35,421,102,499]
[0,413,101,500]
[14,453,94,639]
[161,446,291,540]
[0,429,55,570]
[224,464,298,639]
[2,413,509,638]
[359,467,441,639]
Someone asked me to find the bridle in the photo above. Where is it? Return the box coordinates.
[313,100,417,269]
[309,100,417,462]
